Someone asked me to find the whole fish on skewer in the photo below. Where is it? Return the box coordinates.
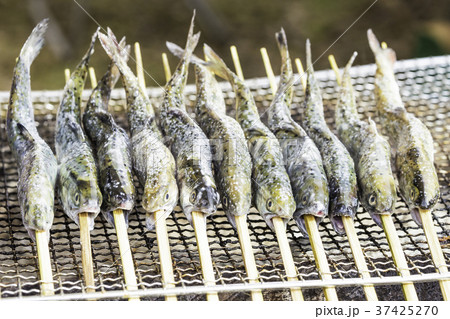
[6,19,57,240]
[159,15,220,223]
[204,44,296,229]
[83,37,136,227]
[334,51,397,226]
[300,40,358,234]
[55,30,102,230]
[267,29,329,235]
[98,29,178,229]
[166,41,252,227]
[367,30,440,225]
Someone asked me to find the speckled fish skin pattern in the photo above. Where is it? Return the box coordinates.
[55,31,102,231]
[300,40,358,234]
[6,19,57,239]
[267,29,329,236]
[368,30,440,226]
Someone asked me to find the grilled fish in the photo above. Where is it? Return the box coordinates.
[204,44,296,229]
[267,29,329,235]
[83,38,135,227]
[160,16,220,223]
[367,30,440,225]
[55,30,102,231]
[6,19,57,240]
[166,41,252,227]
[99,29,178,229]
[335,52,397,226]
[301,40,358,234]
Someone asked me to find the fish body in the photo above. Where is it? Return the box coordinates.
[335,52,397,226]
[160,17,220,223]
[98,30,178,229]
[367,30,440,225]
[83,38,135,227]
[55,31,102,230]
[204,44,296,229]
[6,19,57,239]
[167,41,252,226]
[267,29,329,235]
[301,40,358,234]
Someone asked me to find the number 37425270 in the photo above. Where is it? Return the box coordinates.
[375,305,438,316]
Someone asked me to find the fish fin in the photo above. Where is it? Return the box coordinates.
[305,39,314,74]
[203,44,234,81]
[17,123,35,143]
[68,121,85,141]
[275,28,288,50]
[166,41,206,66]
[367,29,396,67]
[182,11,201,63]
[96,112,115,127]
[79,28,99,66]
[367,117,379,134]
[18,18,48,66]
[274,75,295,98]
[342,51,358,80]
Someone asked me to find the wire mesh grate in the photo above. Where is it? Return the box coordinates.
[0,55,449,300]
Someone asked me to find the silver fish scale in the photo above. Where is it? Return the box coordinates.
[0,55,449,300]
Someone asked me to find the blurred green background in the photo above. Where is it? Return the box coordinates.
[0,0,449,90]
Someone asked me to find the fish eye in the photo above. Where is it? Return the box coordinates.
[368,193,377,207]
[410,187,419,201]
[74,193,80,205]
[301,194,309,205]
[190,191,197,203]
[165,192,170,202]
[266,199,274,211]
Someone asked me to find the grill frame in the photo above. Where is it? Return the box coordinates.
[0,55,449,301]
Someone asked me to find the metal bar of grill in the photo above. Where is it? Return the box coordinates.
[0,55,449,301]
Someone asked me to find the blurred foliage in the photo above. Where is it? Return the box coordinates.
[0,0,448,90]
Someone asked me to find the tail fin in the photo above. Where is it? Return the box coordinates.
[18,18,49,66]
[203,44,234,81]
[275,28,289,61]
[98,29,134,80]
[108,36,130,89]
[342,51,358,81]
[166,41,206,66]
[78,28,99,68]
[367,29,396,67]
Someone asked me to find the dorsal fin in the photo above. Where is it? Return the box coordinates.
[68,121,85,141]
[17,123,35,142]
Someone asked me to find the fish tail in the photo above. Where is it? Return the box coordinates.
[275,28,289,63]
[367,29,396,67]
[166,41,206,66]
[77,28,99,69]
[18,18,48,66]
[305,39,314,75]
[203,44,234,82]
[183,11,201,64]
[342,51,358,83]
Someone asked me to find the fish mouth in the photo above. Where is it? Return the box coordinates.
[330,203,356,234]
[145,210,171,230]
[182,204,216,226]
[294,211,325,237]
[410,207,422,226]
[368,210,391,228]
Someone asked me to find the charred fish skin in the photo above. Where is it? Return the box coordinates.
[301,40,358,234]
[204,44,296,229]
[6,19,57,239]
[367,30,440,225]
[82,38,136,227]
[335,52,397,227]
[55,30,102,231]
[267,29,329,236]
[166,41,252,226]
[98,30,178,229]
[160,16,220,223]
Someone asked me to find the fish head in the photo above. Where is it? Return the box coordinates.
[293,175,329,235]
[360,172,397,226]
[142,171,179,214]
[102,167,135,212]
[58,162,102,220]
[255,179,296,230]
[21,175,55,231]
[397,147,440,225]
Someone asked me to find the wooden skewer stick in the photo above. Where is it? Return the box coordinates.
[161,50,218,301]
[35,230,55,296]
[162,53,172,83]
[327,55,378,300]
[420,209,450,300]
[260,47,333,300]
[135,44,178,301]
[65,68,96,294]
[380,214,418,300]
[88,67,139,300]
[192,211,219,301]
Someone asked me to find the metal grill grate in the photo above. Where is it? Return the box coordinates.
[0,55,449,300]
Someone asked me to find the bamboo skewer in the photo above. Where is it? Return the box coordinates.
[35,230,55,296]
[420,209,450,300]
[135,44,179,301]
[329,52,420,301]
[65,68,96,294]
[160,50,218,301]
[260,47,334,300]
[324,54,378,300]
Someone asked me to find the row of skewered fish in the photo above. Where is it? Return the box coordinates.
[6,14,440,241]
